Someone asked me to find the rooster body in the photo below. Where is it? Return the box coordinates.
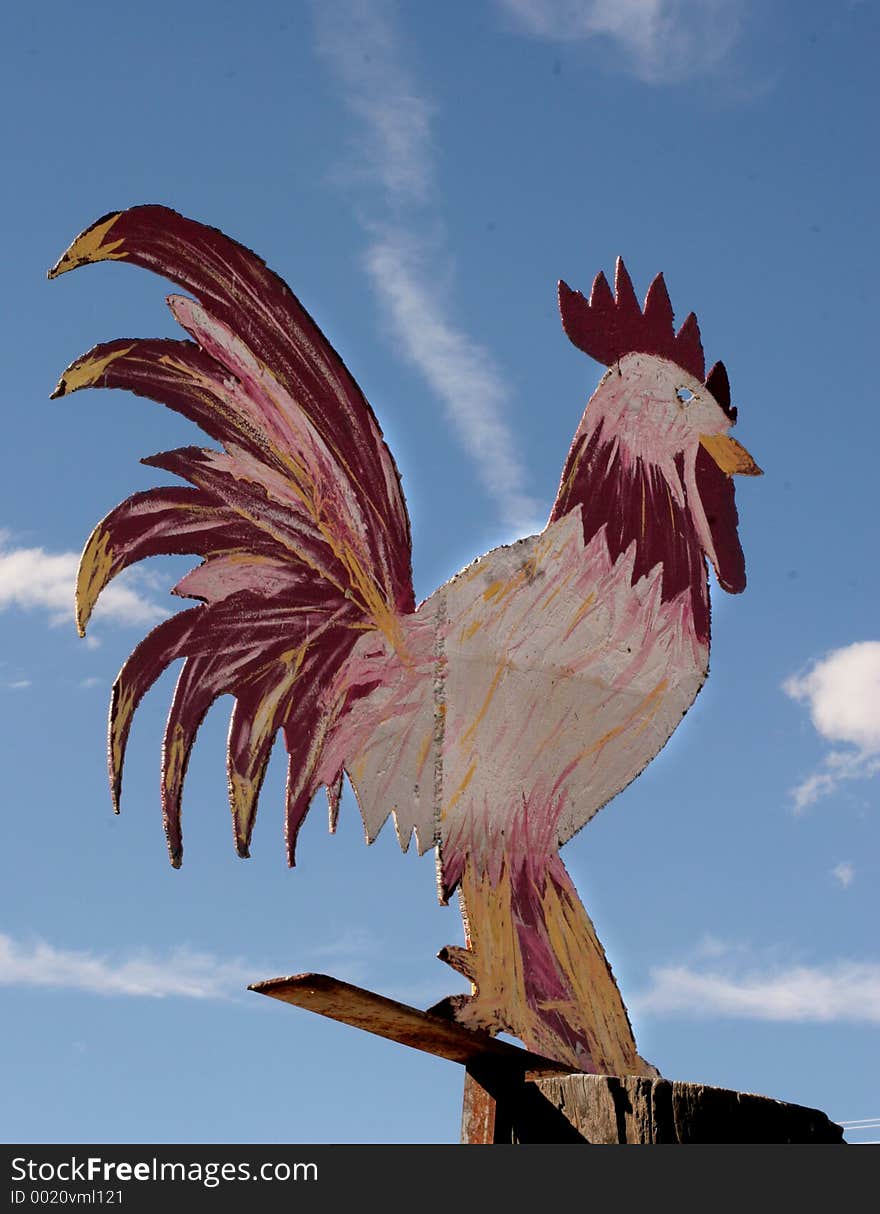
[50,207,759,1075]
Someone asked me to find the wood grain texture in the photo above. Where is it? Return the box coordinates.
[249,972,573,1072]
[531,1075,845,1144]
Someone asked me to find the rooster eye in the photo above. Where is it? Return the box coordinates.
[676,387,694,405]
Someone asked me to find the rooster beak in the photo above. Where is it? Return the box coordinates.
[699,433,763,476]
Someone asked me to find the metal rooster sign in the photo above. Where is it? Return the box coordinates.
[49,207,760,1080]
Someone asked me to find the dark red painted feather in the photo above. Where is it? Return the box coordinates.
[559,257,705,379]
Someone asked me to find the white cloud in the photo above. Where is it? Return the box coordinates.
[832,862,855,889]
[312,1,541,531]
[365,234,541,530]
[784,643,880,752]
[0,927,388,1001]
[0,932,253,1000]
[636,956,880,1023]
[0,540,167,631]
[497,0,744,84]
[784,642,880,810]
[5,679,31,690]
[311,0,433,206]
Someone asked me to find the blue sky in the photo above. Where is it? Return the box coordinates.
[2,0,878,1145]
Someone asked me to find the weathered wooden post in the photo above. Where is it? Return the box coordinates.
[527,1075,843,1144]
[51,206,836,1143]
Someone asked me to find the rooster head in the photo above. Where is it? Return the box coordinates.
[556,258,761,602]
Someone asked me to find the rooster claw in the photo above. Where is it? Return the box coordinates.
[437,943,477,981]
[425,993,472,1021]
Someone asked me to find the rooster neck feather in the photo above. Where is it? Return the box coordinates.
[551,414,711,644]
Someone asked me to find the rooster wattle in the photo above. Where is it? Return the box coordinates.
[50,207,760,1076]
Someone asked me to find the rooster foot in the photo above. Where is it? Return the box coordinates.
[426,989,505,1038]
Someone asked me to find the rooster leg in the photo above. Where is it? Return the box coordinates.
[440,852,657,1077]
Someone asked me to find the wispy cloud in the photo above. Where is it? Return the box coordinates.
[5,679,31,690]
[831,861,855,889]
[635,943,880,1023]
[0,932,254,1000]
[0,926,389,1001]
[311,1,541,531]
[497,0,745,84]
[365,234,539,528]
[783,641,880,811]
[311,3,433,206]
[0,539,167,632]
[305,925,381,962]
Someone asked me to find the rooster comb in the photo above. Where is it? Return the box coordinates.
[558,258,735,420]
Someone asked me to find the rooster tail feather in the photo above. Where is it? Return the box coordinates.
[51,206,415,863]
